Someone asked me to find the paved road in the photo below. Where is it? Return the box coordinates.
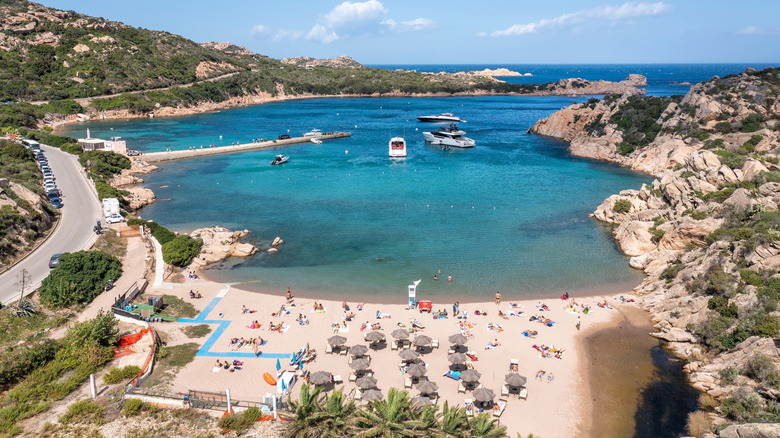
[0,145,102,305]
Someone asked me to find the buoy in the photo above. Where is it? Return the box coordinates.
[345,150,349,154]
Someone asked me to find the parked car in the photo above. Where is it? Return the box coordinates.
[278,134,291,140]
[49,253,64,268]
[105,214,124,224]
[49,198,63,209]
[126,149,141,156]
[44,182,56,191]
[47,188,62,197]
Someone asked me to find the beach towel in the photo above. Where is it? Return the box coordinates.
[444,370,461,380]
[211,366,221,373]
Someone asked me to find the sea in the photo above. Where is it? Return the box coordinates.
[59,63,774,302]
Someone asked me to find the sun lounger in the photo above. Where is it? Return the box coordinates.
[519,387,528,400]
[405,377,413,389]
[444,370,461,380]
[354,388,362,400]
[333,375,343,384]
[448,348,455,354]
[501,384,510,397]
[339,347,348,356]
[349,372,357,382]
[464,399,474,417]
[430,394,439,405]
[325,344,333,354]
[493,400,507,418]
[391,340,399,350]
[458,382,466,394]
[431,339,439,349]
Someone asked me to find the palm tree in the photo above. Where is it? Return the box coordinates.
[467,413,507,438]
[318,388,358,437]
[284,383,326,437]
[439,401,468,437]
[354,387,422,437]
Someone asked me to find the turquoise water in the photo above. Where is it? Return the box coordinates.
[62,95,649,301]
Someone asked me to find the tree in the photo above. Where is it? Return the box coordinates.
[355,388,422,437]
[162,235,202,267]
[285,384,326,438]
[467,413,507,438]
[38,251,122,308]
[439,401,468,436]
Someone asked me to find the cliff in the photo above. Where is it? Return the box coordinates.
[531,67,780,432]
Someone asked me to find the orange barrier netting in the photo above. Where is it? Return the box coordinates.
[117,327,151,348]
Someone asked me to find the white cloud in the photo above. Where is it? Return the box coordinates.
[476,31,487,38]
[491,2,671,37]
[382,18,436,31]
[324,0,387,29]
[273,29,303,42]
[306,24,339,44]
[736,25,780,35]
[251,25,270,35]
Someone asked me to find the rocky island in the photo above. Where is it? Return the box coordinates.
[532,66,780,435]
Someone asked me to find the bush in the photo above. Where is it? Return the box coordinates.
[0,340,60,386]
[78,150,131,180]
[752,314,780,337]
[708,296,739,318]
[719,367,742,385]
[660,262,685,283]
[619,143,634,156]
[740,269,764,287]
[122,398,147,417]
[741,113,763,133]
[162,235,202,267]
[102,365,141,384]
[217,407,261,434]
[59,399,105,425]
[686,411,712,438]
[613,199,632,213]
[746,353,777,383]
[38,251,122,309]
[61,310,119,355]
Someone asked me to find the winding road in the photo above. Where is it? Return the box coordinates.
[0,144,102,305]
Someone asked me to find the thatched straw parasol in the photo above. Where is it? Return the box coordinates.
[309,371,332,386]
[328,335,347,346]
[448,333,468,345]
[505,373,527,387]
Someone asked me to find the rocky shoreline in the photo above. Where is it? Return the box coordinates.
[531,67,780,435]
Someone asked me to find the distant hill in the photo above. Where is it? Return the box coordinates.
[281,55,363,69]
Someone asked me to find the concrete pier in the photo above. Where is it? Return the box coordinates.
[139,132,351,164]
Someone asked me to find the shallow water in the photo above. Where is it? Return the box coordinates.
[63,95,649,301]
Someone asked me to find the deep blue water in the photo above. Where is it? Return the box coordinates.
[59,64,768,301]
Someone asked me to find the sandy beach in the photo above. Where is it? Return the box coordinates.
[110,228,643,437]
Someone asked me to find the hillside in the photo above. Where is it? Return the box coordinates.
[532,67,780,434]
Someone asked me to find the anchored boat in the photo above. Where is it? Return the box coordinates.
[389,136,407,158]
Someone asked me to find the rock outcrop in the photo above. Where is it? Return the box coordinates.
[281,55,363,69]
[189,227,258,267]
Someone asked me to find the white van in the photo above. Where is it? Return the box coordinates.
[22,139,40,150]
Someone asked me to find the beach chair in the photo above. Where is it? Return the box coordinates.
[448,348,455,354]
[391,340,399,350]
[333,375,343,385]
[458,382,466,394]
[405,377,413,389]
[464,399,475,417]
[325,344,333,354]
[518,387,528,400]
[354,389,362,400]
[402,341,411,350]
[431,339,439,349]
[501,385,510,397]
[339,347,348,356]
[430,394,439,405]
[349,372,357,382]
[493,400,507,418]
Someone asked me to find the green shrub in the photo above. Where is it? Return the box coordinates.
[59,399,105,425]
[741,113,763,133]
[613,199,632,213]
[619,143,634,155]
[752,314,780,337]
[102,365,141,384]
[746,353,778,383]
[38,251,122,309]
[122,398,147,417]
[78,150,130,180]
[715,121,733,134]
[162,235,202,267]
[702,187,735,203]
[0,340,60,386]
[217,407,261,434]
[740,269,764,287]
[683,208,708,220]
[660,262,685,283]
[708,296,739,318]
[719,367,742,385]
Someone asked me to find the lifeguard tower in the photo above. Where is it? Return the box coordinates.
[408,279,421,308]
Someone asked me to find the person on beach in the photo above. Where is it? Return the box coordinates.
[495,291,501,305]
[453,301,459,315]
[576,316,581,331]
[286,288,292,301]
[253,339,260,358]
[547,372,555,383]
[448,274,452,283]
[536,369,545,380]
[242,305,248,314]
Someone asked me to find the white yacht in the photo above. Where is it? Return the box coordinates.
[310,138,322,145]
[389,136,407,158]
[303,129,322,137]
[422,124,475,148]
[416,113,466,123]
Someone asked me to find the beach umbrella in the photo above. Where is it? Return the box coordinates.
[328,335,347,346]
[448,333,468,345]
[406,364,427,378]
[350,358,371,371]
[415,380,438,394]
[447,352,468,364]
[505,373,527,387]
[309,371,332,386]
[412,334,432,347]
[391,328,410,340]
[412,396,432,409]
[364,331,385,343]
[398,349,419,362]
[362,389,383,402]
[473,387,495,403]
[355,376,378,389]
[348,344,369,356]
[460,369,481,383]
[275,358,281,371]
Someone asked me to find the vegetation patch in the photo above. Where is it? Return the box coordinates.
[612,199,632,213]
[161,234,203,267]
[58,399,105,426]
[158,295,199,319]
[140,343,198,390]
[39,250,122,309]
[181,324,211,338]
[102,365,141,385]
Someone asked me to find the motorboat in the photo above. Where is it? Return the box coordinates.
[270,154,289,165]
[416,113,466,123]
[422,124,475,148]
[303,129,322,137]
[389,136,407,158]
[310,137,322,145]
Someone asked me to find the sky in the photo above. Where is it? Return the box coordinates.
[37,0,780,64]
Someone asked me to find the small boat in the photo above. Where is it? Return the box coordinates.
[303,129,322,137]
[270,154,289,165]
[416,113,466,123]
[310,138,322,145]
[423,124,475,148]
[389,136,406,158]
[263,372,277,385]
[290,343,308,366]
